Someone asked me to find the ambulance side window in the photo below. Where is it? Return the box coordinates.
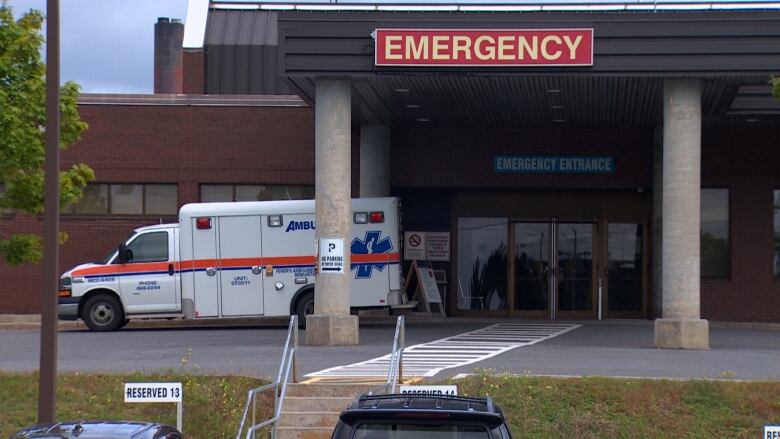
[121,232,169,263]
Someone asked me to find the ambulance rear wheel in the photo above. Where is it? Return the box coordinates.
[295,291,314,327]
[82,294,124,332]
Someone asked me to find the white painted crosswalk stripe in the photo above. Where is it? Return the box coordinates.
[305,323,580,379]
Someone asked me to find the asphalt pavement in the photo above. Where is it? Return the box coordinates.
[1,319,778,381]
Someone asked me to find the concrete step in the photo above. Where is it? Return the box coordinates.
[285,383,374,398]
[277,426,333,439]
[283,396,353,412]
[279,411,341,428]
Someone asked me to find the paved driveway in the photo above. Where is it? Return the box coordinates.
[1,319,778,381]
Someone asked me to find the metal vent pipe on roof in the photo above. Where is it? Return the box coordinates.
[154,17,184,94]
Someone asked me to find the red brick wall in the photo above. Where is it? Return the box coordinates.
[700,125,780,322]
[0,215,166,313]
[182,51,205,94]
[2,105,779,322]
[0,103,314,314]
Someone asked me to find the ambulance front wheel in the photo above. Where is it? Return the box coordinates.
[82,294,125,332]
[295,291,315,328]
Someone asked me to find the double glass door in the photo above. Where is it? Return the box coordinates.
[455,217,646,319]
[513,222,595,319]
[511,221,645,319]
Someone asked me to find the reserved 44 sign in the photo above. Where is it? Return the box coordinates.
[399,385,457,396]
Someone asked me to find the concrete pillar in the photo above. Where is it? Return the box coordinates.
[654,79,709,350]
[359,125,391,197]
[308,78,359,346]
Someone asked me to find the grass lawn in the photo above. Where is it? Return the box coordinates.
[453,372,780,438]
[0,371,268,439]
[2,371,779,438]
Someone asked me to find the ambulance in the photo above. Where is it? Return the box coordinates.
[57,197,402,331]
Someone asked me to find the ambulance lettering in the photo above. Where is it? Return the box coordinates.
[351,231,393,279]
[87,276,115,283]
[231,275,250,286]
[136,280,160,291]
[285,221,316,232]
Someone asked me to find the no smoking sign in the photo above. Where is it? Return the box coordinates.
[404,231,426,260]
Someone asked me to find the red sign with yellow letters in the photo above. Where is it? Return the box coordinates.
[374,28,593,67]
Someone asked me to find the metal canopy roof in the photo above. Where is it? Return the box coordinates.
[348,75,777,128]
[197,2,780,127]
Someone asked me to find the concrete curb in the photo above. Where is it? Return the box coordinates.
[1,314,779,331]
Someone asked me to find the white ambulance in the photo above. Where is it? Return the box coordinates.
[58,197,402,331]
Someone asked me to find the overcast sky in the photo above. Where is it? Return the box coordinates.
[8,0,188,93]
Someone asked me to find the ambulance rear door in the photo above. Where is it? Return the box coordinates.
[191,216,219,317]
[218,215,264,316]
[349,198,401,307]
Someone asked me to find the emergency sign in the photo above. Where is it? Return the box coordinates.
[375,28,593,66]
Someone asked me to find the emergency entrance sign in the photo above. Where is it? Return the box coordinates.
[319,238,345,274]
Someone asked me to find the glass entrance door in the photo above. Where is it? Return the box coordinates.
[512,221,595,319]
[513,223,550,316]
[557,223,595,318]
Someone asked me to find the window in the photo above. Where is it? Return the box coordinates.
[353,423,489,439]
[200,184,315,202]
[111,184,143,214]
[120,232,169,263]
[66,184,109,214]
[701,188,729,277]
[457,218,508,311]
[774,190,780,278]
[144,185,178,215]
[66,183,177,215]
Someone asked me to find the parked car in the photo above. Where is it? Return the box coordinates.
[331,394,513,439]
[9,420,182,439]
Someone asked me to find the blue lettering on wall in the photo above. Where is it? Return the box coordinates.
[494,155,615,174]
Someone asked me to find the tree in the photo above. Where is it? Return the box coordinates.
[0,4,93,265]
[773,77,780,99]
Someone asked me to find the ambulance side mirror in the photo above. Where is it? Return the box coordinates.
[117,243,132,264]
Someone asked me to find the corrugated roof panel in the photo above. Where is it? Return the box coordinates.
[205,8,287,94]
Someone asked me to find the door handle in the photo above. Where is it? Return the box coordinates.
[251,265,261,275]
[168,264,174,276]
[205,267,216,276]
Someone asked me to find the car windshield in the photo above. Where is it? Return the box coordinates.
[353,424,489,439]
[96,231,137,264]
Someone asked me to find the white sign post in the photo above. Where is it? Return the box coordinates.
[124,382,183,433]
[319,238,345,274]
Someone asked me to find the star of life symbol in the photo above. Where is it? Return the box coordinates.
[351,231,393,279]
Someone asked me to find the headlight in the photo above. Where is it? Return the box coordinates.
[59,277,72,290]
[58,277,72,297]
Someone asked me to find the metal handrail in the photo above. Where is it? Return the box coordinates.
[236,315,298,439]
[382,315,405,394]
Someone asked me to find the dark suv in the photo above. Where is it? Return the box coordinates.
[331,394,513,439]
